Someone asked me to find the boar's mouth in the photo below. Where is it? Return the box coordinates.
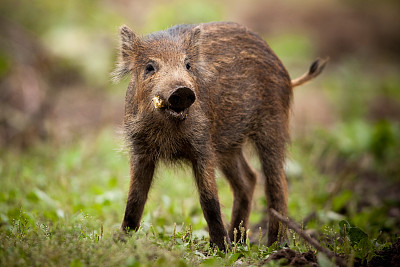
[152,96,191,121]
[165,106,190,120]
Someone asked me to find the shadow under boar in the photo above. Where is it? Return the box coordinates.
[113,22,327,250]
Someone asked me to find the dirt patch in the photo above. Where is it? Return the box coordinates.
[263,239,400,266]
[362,238,400,267]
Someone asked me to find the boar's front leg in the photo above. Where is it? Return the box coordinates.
[192,156,229,251]
[121,155,155,232]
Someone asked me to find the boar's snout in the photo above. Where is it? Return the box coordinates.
[153,87,195,121]
[168,87,196,111]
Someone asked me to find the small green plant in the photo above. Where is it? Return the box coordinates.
[338,220,389,263]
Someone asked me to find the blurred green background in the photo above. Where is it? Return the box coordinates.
[1,0,399,265]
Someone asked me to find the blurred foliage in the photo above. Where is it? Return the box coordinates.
[1,0,124,85]
[144,0,223,32]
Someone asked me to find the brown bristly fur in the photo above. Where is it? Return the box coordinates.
[114,22,327,250]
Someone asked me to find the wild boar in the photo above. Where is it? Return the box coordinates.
[113,21,327,250]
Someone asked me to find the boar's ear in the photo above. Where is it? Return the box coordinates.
[112,25,142,82]
[185,26,201,60]
[184,26,216,82]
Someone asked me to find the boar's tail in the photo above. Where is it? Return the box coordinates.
[291,57,329,88]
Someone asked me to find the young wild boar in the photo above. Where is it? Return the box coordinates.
[113,22,327,250]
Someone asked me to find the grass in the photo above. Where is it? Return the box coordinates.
[0,130,276,266]
[1,116,399,266]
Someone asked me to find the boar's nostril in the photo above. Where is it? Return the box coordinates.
[167,87,196,111]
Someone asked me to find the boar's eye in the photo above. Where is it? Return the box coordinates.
[185,62,191,70]
[145,63,155,75]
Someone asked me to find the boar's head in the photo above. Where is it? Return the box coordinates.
[113,25,202,121]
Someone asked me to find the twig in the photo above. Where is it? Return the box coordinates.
[270,208,347,267]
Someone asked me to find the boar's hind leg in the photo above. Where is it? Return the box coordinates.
[219,151,256,243]
[192,158,229,251]
[255,135,288,246]
[121,156,155,233]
